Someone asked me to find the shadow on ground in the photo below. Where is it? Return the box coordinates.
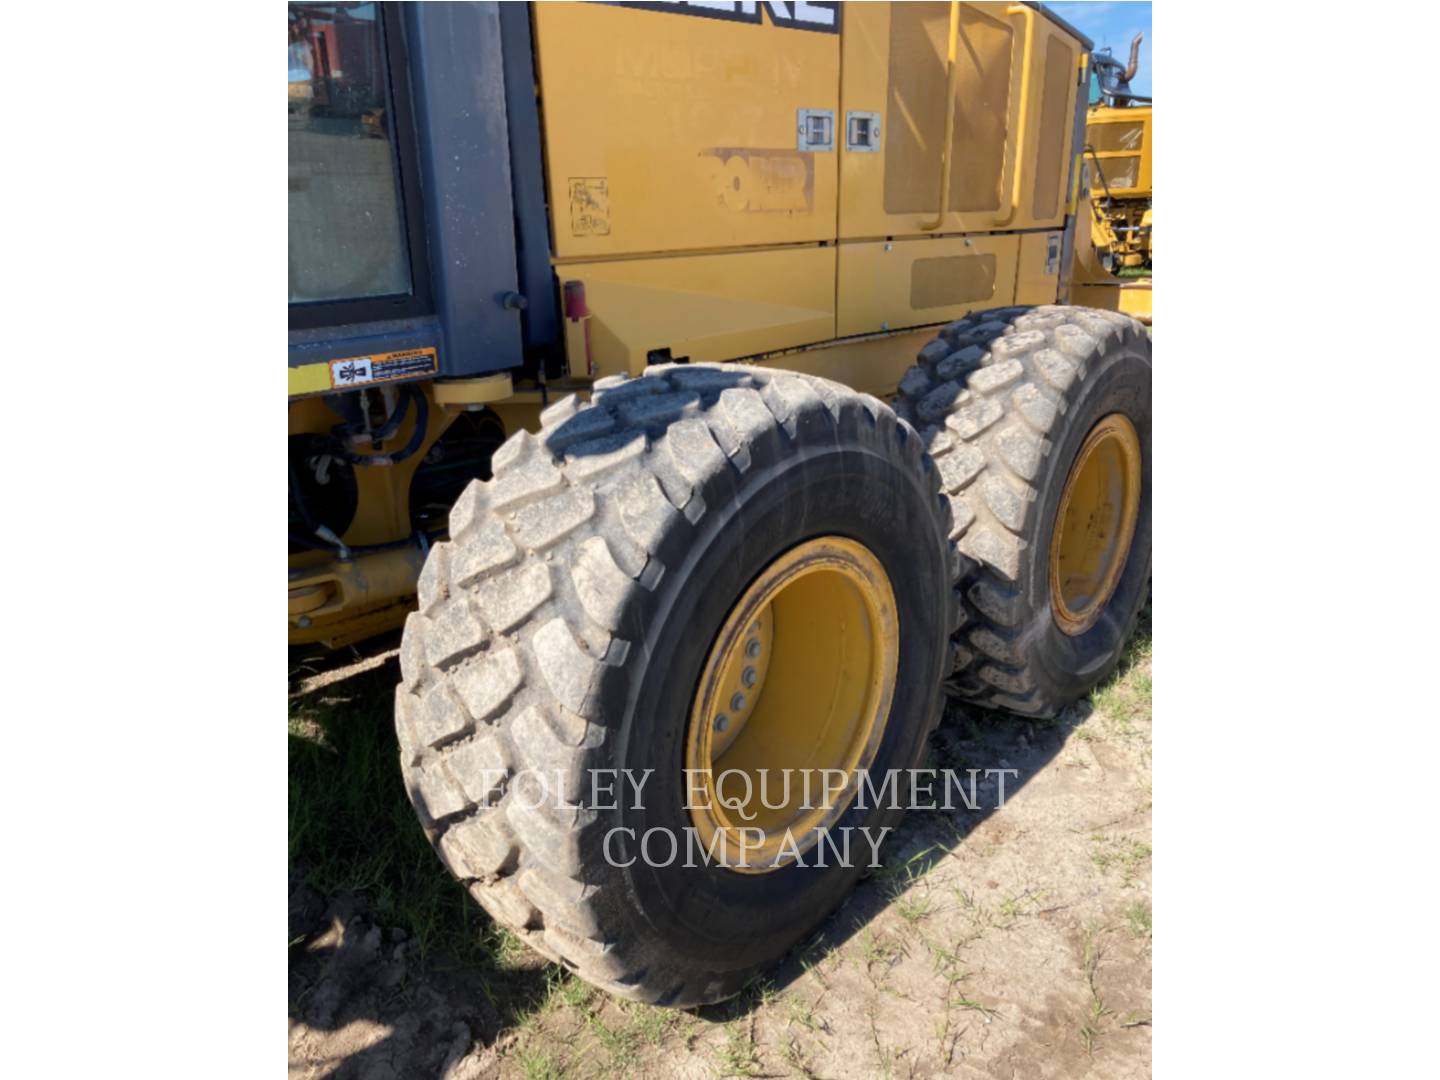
[289,635,553,1079]
[289,606,1150,1078]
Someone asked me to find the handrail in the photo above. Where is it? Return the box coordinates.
[993,4,1037,226]
[920,1,962,231]
[1082,146,1113,205]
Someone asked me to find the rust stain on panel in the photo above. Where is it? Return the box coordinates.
[701,148,814,212]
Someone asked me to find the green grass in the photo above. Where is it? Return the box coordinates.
[860,928,904,971]
[712,1020,763,1077]
[1125,900,1152,941]
[511,972,677,1078]
[1091,602,1153,733]
[586,1011,642,1074]
[626,1001,679,1047]
[1077,924,1111,1055]
[885,862,935,927]
[996,888,1049,925]
[797,934,832,989]
[869,1010,895,1079]
[1115,266,1151,279]
[781,1034,820,1079]
[782,990,823,1033]
[289,659,479,959]
[1089,836,1152,885]
[518,1048,568,1080]
[288,653,552,1019]
[546,968,595,1012]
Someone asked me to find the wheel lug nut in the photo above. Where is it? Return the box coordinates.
[742,666,757,688]
[730,692,746,712]
[714,714,728,733]
[745,638,761,659]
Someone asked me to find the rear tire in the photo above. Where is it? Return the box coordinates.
[895,305,1151,718]
[396,365,953,1006]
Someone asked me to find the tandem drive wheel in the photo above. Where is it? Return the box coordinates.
[894,305,1152,718]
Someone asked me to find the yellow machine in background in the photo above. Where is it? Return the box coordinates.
[1082,31,1157,324]
[1084,33,1152,274]
[1088,104,1152,268]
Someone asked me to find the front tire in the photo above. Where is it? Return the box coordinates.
[396,365,954,1006]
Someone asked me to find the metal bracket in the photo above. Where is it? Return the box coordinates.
[845,111,881,152]
[797,108,835,152]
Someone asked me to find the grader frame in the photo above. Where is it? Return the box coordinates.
[288,1,1133,646]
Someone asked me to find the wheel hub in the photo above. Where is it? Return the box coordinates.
[1049,413,1142,636]
[684,537,898,873]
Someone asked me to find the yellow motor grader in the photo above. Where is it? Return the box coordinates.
[1084,32,1152,274]
[288,0,1150,1006]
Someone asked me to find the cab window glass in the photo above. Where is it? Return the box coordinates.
[288,3,410,304]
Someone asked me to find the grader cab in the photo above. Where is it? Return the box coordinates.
[289,1,1151,1006]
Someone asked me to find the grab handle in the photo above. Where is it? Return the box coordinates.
[920,1,962,231]
[993,4,1037,227]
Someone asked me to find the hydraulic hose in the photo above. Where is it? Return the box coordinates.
[329,383,430,467]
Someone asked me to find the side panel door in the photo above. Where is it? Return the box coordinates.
[532,1,842,260]
[835,235,1020,338]
[834,2,1079,334]
[837,2,1079,238]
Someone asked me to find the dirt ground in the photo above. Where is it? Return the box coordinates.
[289,613,1151,1079]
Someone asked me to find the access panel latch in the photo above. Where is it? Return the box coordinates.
[797,108,835,152]
[845,111,881,152]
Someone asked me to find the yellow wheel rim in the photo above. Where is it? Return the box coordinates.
[684,537,898,874]
[1049,414,1142,636]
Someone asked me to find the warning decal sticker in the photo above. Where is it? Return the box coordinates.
[328,347,438,389]
[568,178,611,237]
